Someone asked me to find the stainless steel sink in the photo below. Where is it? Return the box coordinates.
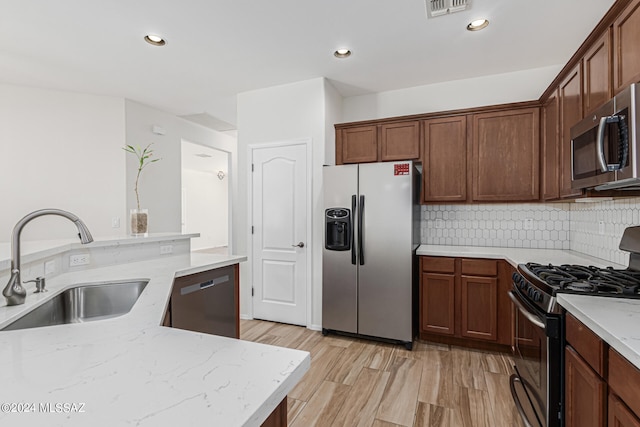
[1,280,149,331]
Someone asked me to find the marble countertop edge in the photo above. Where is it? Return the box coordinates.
[558,294,640,371]
[416,244,625,269]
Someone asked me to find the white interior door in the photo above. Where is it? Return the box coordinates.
[251,142,308,326]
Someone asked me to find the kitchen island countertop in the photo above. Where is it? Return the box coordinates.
[0,252,310,427]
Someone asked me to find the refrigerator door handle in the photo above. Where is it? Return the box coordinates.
[351,195,357,265]
[358,195,365,265]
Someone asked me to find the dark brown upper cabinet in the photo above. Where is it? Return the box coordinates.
[613,0,640,93]
[421,116,468,203]
[470,107,540,202]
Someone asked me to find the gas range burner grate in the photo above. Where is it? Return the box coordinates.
[525,263,640,297]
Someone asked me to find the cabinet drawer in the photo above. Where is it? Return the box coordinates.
[421,256,455,274]
[461,259,497,276]
[609,348,640,418]
[566,313,605,376]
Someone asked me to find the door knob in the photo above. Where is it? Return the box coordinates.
[292,242,305,248]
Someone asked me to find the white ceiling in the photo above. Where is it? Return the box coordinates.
[0,0,616,127]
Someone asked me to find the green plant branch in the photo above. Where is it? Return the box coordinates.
[123,143,160,211]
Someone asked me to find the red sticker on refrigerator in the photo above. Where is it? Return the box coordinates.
[394,163,410,176]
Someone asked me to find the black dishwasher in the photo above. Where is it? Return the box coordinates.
[170,265,237,338]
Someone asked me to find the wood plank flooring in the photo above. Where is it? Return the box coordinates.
[241,320,525,427]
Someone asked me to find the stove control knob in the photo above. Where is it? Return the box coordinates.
[533,290,541,302]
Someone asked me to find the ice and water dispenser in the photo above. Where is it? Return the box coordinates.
[325,208,352,251]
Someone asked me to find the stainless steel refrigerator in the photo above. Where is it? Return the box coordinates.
[322,161,420,349]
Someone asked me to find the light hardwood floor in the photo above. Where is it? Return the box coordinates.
[241,320,525,427]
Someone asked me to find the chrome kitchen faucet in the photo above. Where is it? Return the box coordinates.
[2,209,94,306]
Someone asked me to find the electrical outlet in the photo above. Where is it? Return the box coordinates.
[69,254,91,267]
[111,217,120,228]
[160,245,173,255]
[599,220,605,235]
[45,260,56,275]
[524,218,534,230]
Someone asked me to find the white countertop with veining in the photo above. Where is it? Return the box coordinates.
[0,233,199,271]
[559,294,640,371]
[0,253,310,426]
[417,244,625,269]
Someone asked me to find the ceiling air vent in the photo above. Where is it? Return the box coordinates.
[426,0,471,18]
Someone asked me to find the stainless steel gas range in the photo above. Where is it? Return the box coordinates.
[509,226,640,427]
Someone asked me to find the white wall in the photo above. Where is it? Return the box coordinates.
[182,169,228,250]
[342,65,562,122]
[0,84,126,242]
[236,77,340,329]
[124,100,237,242]
[324,81,342,166]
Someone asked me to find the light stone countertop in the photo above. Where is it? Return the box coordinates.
[558,294,640,371]
[0,233,199,272]
[416,244,626,269]
[417,245,640,370]
[0,252,310,427]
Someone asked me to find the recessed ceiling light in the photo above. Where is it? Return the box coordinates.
[467,19,489,31]
[144,34,166,46]
[334,48,351,58]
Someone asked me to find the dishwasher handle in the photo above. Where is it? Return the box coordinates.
[180,275,230,296]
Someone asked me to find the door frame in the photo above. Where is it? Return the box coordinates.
[181,139,234,254]
[247,138,313,327]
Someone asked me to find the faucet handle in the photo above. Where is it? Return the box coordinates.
[24,277,46,293]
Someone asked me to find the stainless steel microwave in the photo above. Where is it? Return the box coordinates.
[571,83,640,190]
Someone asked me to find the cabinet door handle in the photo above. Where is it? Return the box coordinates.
[292,242,305,248]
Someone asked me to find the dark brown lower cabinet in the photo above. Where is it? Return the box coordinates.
[564,345,606,427]
[609,394,640,427]
[419,256,510,350]
[421,272,455,335]
[460,275,497,341]
[261,398,287,427]
[565,314,640,427]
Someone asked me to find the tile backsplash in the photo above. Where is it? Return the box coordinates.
[420,197,640,264]
[570,198,640,265]
[421,204,571,250]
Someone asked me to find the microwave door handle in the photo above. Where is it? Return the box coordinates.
[597,116,609,173]
[617,114,629,170]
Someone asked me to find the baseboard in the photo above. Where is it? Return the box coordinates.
[307,324,322,332]
[239,314,253,320]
